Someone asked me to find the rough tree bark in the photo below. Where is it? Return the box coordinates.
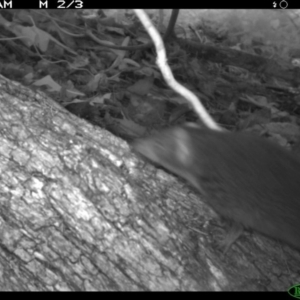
[0,74,299,291]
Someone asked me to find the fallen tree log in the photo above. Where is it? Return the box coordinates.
[0,74,298,291]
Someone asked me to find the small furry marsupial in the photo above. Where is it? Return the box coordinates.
[133,124,300,251]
